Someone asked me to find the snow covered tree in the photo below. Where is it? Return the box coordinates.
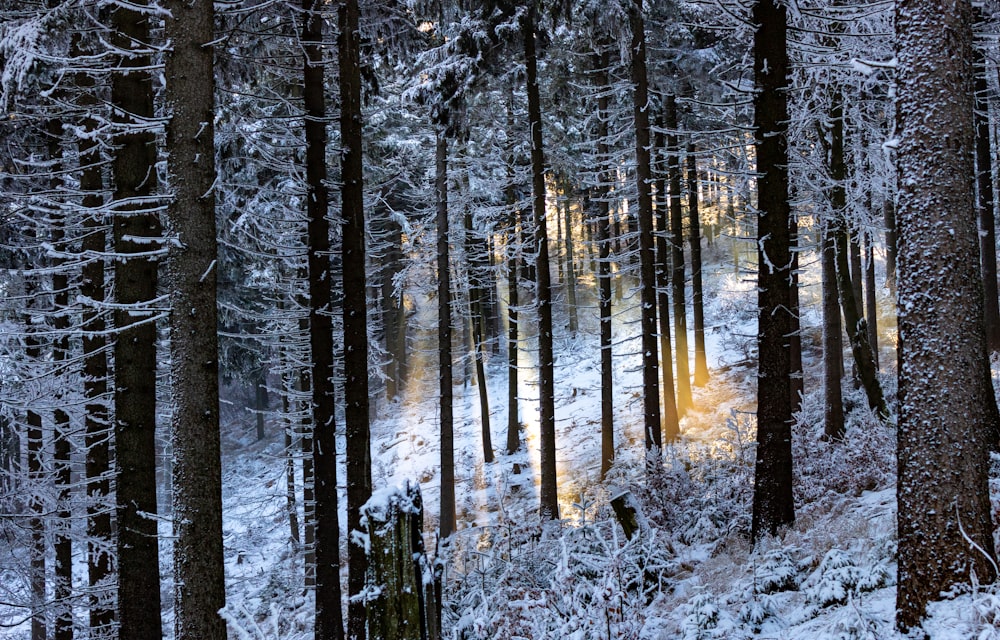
[895,0,1000,628]
[750,0,795,542]
[162,1,227,637]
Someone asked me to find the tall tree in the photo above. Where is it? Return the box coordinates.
[524,3,559,520]
[750,0,794,542]
[163,1,227,638]
[339,0,373,636]
[301,1,343,638]
[665,95,692,414]
[630,0,662,459]
[974,9,1000,352]
[687,141,709,387]
[109,2,163,635]
[437,130,457,538]
[655,110,680,441]
[895,0,1000,628]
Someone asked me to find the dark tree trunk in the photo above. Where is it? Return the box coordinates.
[654,113,680,442]
[163,2,227,637]
[630,0,662,459]
[436,132,457,537]
[974,14,1000,352]
[789,214,803,413]
[883,195,897,296]
[666,96,692,415]
[687,141,709,388]
[750,0,795,542]
[829,90,886,418]
[822,223,845,440]
[110,3,163,635]
[864,233,879,369]
[564,196,579,334]
[595,49,620,474]
[524,5,559,519]
[283,366,301,547]
[78,58,113,640]
[302,2,343,637]
[255,372,268,441]
[465,208,494,464]
[504,93,521,457]
[46,103,74,640]
[26,324,45,640]
[299,361,316,589]
[338,0,372,634]
[895,0,1000,628]
[382,219,407,399]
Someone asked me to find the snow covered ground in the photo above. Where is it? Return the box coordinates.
[206,243,999,638]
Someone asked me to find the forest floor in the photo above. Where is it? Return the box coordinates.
[210,241,997,640]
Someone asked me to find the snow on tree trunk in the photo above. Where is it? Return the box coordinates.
[895,0,1000,629]
[363,483,440,640]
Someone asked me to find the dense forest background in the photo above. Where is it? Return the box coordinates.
[1,0,998,638]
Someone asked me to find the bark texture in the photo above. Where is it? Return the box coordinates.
[163,2,227,637]
[751,0,795,542]
[895,0,1000,628]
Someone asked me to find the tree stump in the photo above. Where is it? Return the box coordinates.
[363,482,439,640]
[611,491,644,540]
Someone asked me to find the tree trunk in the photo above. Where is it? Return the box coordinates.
[25,320,45,640]
[504,98,521,456]
[436,132,457,538]
[687,141,709,387]
[465,208,494,464]
[789,213,803,413]
[654,112,680,442]
[299,362,316,589]
[895,0,1000,628]
[78,55,113,640]
[564,195,579,334]
[864,233,879,369]
[751,0,795,542]
[630,0,662,460]
[163,2,227,637]
[595,49,619,475]
[302,2,343,637]
[822,223,845,439]
[883,195,897,296]
[829,89,886,418]
[974,13,1000,352]
[110,3,163,635]
[666,96,692,415]
[338,0,372,634]
[283,367,301,547]
[255,371,268,441]
[524,6,559,520]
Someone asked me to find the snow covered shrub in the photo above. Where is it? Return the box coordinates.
[738,593,779,633]
[752,547,800,594]
[793,385,896,509]
[445,506,676,639]
[802,548,891,609]
[679,591,738,640]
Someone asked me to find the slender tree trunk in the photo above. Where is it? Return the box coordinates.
[163,2,227,637]
[666,96,692,414]
[864,233,879,369]
[78,69,113,640]
[751,0,795,542]
[974,14,1000,352]
[789,214,803,413]
[630,0,662,460]
[564,195,579,334]
[829,90,886,418]
[595,49,620,474]
[896,0,1000,627]
[45,101,74,640]
[283,366,301,547]
[654,113,680,442]
[27,395,45,640]
[302,2,343,637]
[338,0,372,634]
[299,361,316,589]
[110,3,163,634]
[465,209,494,464]
[504,94,521,457]
[687,141,709,387]
[822,223,845,439]
[255,372,267,441]
[524,6,559,519]
[884,192,897,296]
[437,132,457,537]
